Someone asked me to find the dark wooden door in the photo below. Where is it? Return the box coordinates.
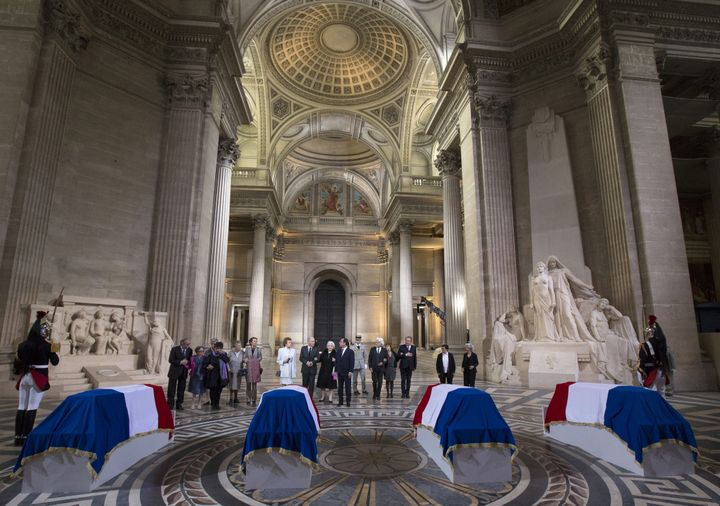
[314,280,345,349]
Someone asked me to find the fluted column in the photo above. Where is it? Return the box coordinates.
[0,3,87,348]
[398,220,414,340]
[432,248,445,347]
[388,232,401,344]
[247,215,268,342]
[148,72,221,342]
[435,151,467,348]
[705,133,720,298]
[472,94,519,326]
[575,50,643,325]
[204,139,239,340]
[610,36,709,389]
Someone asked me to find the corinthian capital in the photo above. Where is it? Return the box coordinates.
[217,139,240,168]
[434,150,461,178]
[473,94,512,124]
[575,48,611,94]
[44,0,89,52]
[164,73,211,107]
[398,219,414,235]
[253,214,270,231]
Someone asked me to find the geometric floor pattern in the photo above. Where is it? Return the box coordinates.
[0,356,719,505]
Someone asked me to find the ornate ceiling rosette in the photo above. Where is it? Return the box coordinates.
[266,3,413,105]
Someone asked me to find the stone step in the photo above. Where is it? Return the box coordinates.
[54,376,89,386]
[51,372,86,380]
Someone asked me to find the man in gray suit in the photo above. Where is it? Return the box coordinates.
[300,337,319,398]
[352,335,367,395]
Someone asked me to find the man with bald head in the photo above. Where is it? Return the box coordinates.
[300,337,319,398]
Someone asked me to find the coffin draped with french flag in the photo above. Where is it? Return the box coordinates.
[13,384,174,477]
[413,384,516,462]
[241,385,320,470]
[545,382,698,464]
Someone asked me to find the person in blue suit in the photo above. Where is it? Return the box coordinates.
[335,337,355,407]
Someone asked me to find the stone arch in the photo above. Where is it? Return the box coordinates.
[303,265,358,343]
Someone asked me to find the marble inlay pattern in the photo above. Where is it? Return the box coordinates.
[0,360,719,505]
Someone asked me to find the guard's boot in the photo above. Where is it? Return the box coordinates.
[22,410,37,441]
[14,410,25,446]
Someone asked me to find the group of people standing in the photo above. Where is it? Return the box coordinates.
[435,343,480,386]
[166,337,264,410]
[292,335,419,403]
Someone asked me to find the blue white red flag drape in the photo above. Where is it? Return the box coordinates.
[13,384,173,477]
[545,382,698,463]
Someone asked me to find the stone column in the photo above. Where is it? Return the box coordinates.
[388,232,401,344]
[0,3,87,348]
[575,49,643,325]
[204,139,239,341]
[398,220,414,340]
[148,72,221,342]
[472,94,520,326]
[432,248,445,347]
[435,151,467,348]
[705,131,720,300]
[247,215,268,342]
[612,36,710,389]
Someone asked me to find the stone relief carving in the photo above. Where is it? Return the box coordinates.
[522,255,640,384]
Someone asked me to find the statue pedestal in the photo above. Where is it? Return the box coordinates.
[516,342,607,388]
[528,349,578,389]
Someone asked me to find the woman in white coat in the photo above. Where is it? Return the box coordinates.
[276,337,297,385]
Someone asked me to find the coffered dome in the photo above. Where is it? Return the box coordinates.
[268,3,411,104]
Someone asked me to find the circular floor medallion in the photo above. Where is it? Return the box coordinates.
[319,442,425,478]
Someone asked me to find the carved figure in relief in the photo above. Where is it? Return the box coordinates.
[69,309,94,355]
[506,305,527,341]
[546,256,596,342]
[90,309,110,355]
[108,310,128,354]
[588,299,638,384]
[141,312,173,374]
[530,262,559,341]
[490,313,518,383]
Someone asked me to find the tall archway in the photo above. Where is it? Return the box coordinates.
[313,280,346,349]
[304,265,357,343]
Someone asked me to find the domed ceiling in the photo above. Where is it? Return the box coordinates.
[268,3,411,104]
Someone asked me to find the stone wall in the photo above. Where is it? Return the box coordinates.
[38,41,165,306]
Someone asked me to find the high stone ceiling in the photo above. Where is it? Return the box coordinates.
[268,3,411,104]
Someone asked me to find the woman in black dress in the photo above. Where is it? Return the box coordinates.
[204,341,229,410]
[384,343,397,398]
[461,343,479,387]
[316,340,337,403]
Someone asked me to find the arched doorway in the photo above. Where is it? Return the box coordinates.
[314,280,346,349]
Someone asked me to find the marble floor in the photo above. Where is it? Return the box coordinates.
[0,353,719,505]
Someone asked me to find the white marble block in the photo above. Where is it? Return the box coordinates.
[528,349,579,389]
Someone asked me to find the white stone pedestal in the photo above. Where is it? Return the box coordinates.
[528,349,578,389]
[244,452,313,490]
[21,432,170,493]
[416,427,512,484]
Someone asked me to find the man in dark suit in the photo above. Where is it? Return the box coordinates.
[335,337,355,407]
[300,337,319,397]
[397,336,417,399]
[167,338,192,410]
[367,337,389,401]
[436,344,456,384]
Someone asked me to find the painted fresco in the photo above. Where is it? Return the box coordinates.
[319,182,345,216]
[352,189,372,216]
